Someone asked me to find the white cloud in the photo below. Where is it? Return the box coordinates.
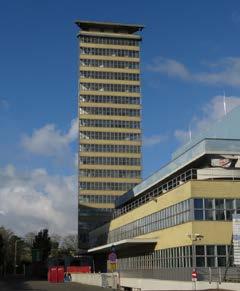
[148,57,240,87]
[147,57,190,80]
[0,164,77,236]
[143,134,167,147]
[21,118,78,157]
[174,95,240,144]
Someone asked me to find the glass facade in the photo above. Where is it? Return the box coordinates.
[77,22,142,248]
[194,198,239,221]
[90,197,240,247]
[117,245,232,270]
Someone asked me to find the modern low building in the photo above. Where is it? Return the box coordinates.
[76,21,144,249]
[88,106,240,282]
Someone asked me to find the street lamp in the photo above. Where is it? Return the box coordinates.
[186,233,204,268]
[14,239,21,275]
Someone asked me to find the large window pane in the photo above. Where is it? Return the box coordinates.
[194,199,203,209]
[194,210,203,220]
[207,257,215,267]
[218,257,226,267]
[207,245,215,256]
[205,210,214,220]
[215,199,224,209]
[226,199,234,209]
[217,245,226,256]
[205,199,213,209]
[196,257,205,267]
[196,245,205,255]
[216,210,225,220]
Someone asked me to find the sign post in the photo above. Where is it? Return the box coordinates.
[192,269,197,291]
[108,251,117,272]
[108,246,117,273]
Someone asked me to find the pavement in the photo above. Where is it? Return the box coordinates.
[0,278,235,291]
[0,279,112,291]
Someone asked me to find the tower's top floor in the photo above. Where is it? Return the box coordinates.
[75,20,144,35]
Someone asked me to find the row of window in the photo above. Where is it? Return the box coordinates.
[79,181,136,191]
[79,169,141,178]
[80,59,139,69]
[80,71,139,81]
[80,107,140,117]
[107,198,240,245]
[116,245,232,270]
[80,95,140,105]
[79,144,141,154]
[79,195,119,204]
[81,47,139,58]
[194,198,240,221]
[80,131,141,141]
[80,119,140,129]
[108,200,191,243]
[79,207,114,215]
[79,156,141,166]
[80,83,140,93]
[114,169,196,217]
[80,36,139,46]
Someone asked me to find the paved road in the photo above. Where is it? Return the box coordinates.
[0,279,113,291]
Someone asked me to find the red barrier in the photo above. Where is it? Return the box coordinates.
[48,266,65,283]
[67,266,91,273]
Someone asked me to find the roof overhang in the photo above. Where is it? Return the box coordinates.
[88,238,158,254]
[75,20,144,33]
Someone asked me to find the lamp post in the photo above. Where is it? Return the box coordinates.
[187,233,204,291]
[14,239,21,276]
[186,233,204,268]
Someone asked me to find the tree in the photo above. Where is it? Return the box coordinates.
[32,229,51,262]
[50,234,61,257]
[61,234,78,254]
[0,226,20,275]
[0,233,4,275]
[24,232,37,247]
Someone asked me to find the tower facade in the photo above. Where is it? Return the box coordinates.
[76,21,143,249]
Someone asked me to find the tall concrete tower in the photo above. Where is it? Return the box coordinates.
[76,20,143,249]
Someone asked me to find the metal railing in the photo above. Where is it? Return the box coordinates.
[113,169,197,218]
[113,167,240,219]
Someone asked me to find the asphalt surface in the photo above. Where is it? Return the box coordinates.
[0,279,113,291]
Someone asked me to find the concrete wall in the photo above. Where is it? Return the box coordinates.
[120,277,240,291]
[71,272,119,288]
[71,273,102,287]
[71,272,240,291]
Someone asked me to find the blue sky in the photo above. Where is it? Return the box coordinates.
[0,0,240,235]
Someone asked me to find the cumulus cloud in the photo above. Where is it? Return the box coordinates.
[174,95,240,144]
[0,164,77,235]
[147,57,240,87]
[21,118,78,157]
[147,57,190,80]
[143,134,167,147]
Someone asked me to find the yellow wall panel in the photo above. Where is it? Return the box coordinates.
[110,182,192,230]
[80,139,141,145]
[79,90,140,97]
[80,190,127,196]
[80,78,140,86]
[80,67,140,74]
[79,177,141,183]
[80,55,139,62]
[79,164,142,171]
[80,43,140,51]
